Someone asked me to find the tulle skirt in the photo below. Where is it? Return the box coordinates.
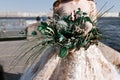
[20,45,120,80]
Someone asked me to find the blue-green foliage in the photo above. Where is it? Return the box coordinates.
[33,8,102,58]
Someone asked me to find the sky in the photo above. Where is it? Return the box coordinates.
[0,0,119,12]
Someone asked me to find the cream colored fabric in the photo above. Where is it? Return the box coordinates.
[50,45,120,80]
[20,45,120,80]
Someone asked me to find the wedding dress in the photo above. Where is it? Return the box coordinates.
[20,0,120,80]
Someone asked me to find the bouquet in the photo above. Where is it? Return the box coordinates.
[32,8,102,58]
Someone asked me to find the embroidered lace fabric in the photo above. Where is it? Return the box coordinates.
[20,45,120,80]
[50,45,120,80]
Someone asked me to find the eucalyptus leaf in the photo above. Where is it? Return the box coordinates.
[85,17,93,23]
[59,47,68,58]
[32,31,37,35]
[76,8,81,14]
[83,12,87,15]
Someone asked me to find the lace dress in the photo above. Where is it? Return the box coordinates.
[20,0,120,80]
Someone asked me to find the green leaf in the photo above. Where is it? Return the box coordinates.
[83,40,88,45]
[38,26,44,31]
[78,8,81,11]
[61,30,73,38]
[59,47,68,58]
[58,33,65,42]
[83,12,87,15]
[85,17,93,23]
[75,39,81,49]
[76,8,81,14]
[32,31,37,35]
[37,22,48,31]
[63,15,73,24]
[19,31,24,34]
[76,17,82,25]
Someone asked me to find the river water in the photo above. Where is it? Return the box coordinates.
[97,17,120,52]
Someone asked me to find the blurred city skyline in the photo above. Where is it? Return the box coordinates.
[0,0,119,12]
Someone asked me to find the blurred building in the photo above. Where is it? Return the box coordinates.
[0,11,53,17]
[0,11,119,17]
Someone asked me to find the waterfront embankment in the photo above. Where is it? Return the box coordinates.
[0,11,119,17]
[0,40,120,80]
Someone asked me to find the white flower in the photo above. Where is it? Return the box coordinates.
[84,21,93,35]
[56,20,68,30]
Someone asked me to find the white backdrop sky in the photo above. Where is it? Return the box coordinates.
[0,0,119,12]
